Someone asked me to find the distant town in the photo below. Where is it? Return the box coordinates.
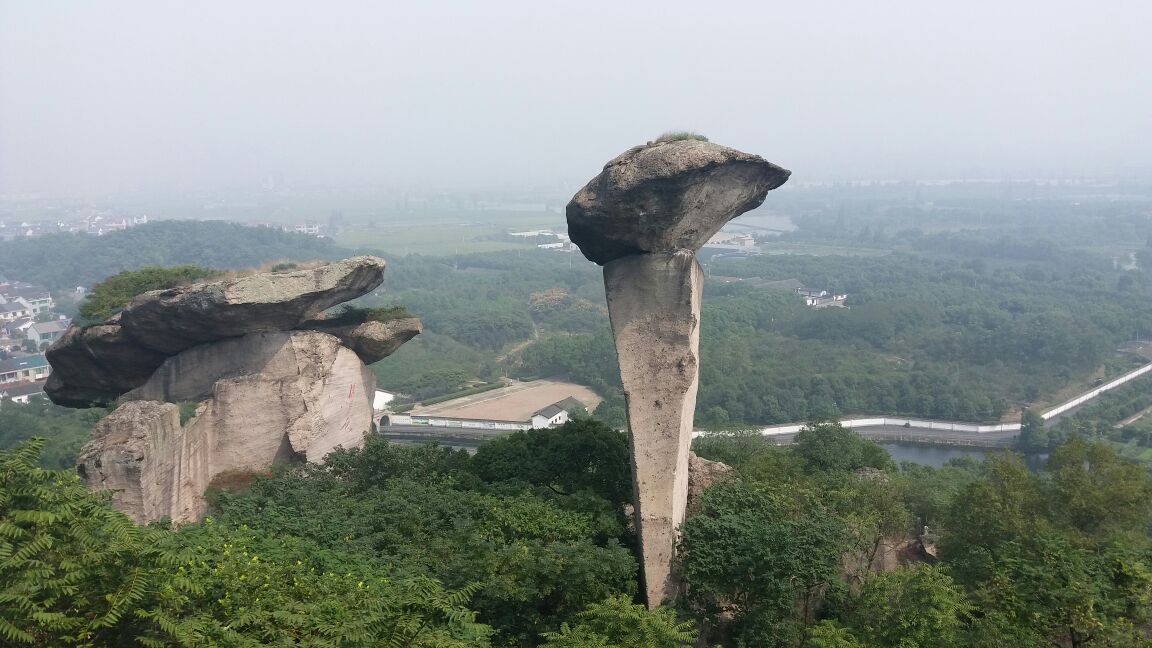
[0,280,67,404]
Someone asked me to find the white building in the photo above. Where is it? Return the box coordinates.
[385,397,584,431]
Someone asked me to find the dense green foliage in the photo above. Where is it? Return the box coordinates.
[539,595,696,647]
[0,397,106,468]
[688,423,1152,647]
[206,420,642,646]
[78,265,220,322]
[0,424,692,647]
[0,439,491,647]
[319,304,414,325]
[357,202,1150,423]
[7,415,1152,647]
[0,220,341,290]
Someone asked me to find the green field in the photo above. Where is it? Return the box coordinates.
[337,225,537,256]
[336,210,563,256]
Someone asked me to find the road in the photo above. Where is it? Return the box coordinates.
[762,425,1017,447]
[379,361,1151,450]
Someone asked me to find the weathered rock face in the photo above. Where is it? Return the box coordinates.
[567,140,791,265]
[57,257,419,525]
[568,139,788,607]
[119,256,387,354]
[125,330,376,463]
[687,451,732,510]
[46,256,388,407]
[605,251,703,606]
[44,321,169,407]
[78,330,378,524]
[299,317,422,365]
[76,401,196,524]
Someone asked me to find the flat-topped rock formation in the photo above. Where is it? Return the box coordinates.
[46,256,387,407]
[53,257,418,524]
[568,137,789,606]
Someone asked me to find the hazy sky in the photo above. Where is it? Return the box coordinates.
[2,0,1150,196]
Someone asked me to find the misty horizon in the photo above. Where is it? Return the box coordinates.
[2,0,1151,197]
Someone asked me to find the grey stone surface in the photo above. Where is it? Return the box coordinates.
[83,330,377,524]
[572,140,788,608]
[56,256,417,524]
[119,256,387,355]
[567,139,790,265]
[76,400,192,524]
[299,317,422,365]
[604,251,703,606]
[45,320,169,407]
[45,256,391,407]
[687,451,732,511]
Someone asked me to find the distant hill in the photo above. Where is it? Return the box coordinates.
[0,220,350,290]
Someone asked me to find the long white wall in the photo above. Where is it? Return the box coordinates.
[688,361,1152,439]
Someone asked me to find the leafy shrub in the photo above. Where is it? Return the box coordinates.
[78,265,220,322]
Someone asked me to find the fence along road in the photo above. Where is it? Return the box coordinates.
[705,361,1152,442]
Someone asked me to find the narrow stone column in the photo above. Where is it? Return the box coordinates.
[567,136,790,607]
[604,250,703,605]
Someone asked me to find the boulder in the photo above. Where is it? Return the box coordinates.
[45,320,170,407]
[45,256,390,407]
[687,451,732,510]
[84,330,377,524]
[119,256,387,355]
[299,317,422,365]
[567,140,790,265]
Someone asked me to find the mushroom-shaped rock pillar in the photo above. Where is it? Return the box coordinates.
[567,138,790,606]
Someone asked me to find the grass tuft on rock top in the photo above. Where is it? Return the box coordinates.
[322,304,415,325]
[78,265,222,323]
[655,131,709,143]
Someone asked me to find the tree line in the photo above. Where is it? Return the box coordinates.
[6,419,1152,647]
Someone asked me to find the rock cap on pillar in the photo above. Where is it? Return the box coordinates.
[566,137,791,265]
[565,136,789,607]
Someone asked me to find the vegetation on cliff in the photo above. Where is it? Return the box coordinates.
[6,419,1152,647]
[78,264,220,322]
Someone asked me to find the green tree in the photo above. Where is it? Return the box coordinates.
[848,566,970,648]
[0,439,185,647]
[78,264,220,322]
[793,421,892,473]
[679,479,852,647]
[469,419,632,512]
[1044,438,1152,539]
[804,621,867,648]
[1016,408,1049,452]
[540,596,696,648]
[941,452,1044,586]
[0,439,496,647]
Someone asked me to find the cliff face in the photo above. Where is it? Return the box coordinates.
[56,257,418,524]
